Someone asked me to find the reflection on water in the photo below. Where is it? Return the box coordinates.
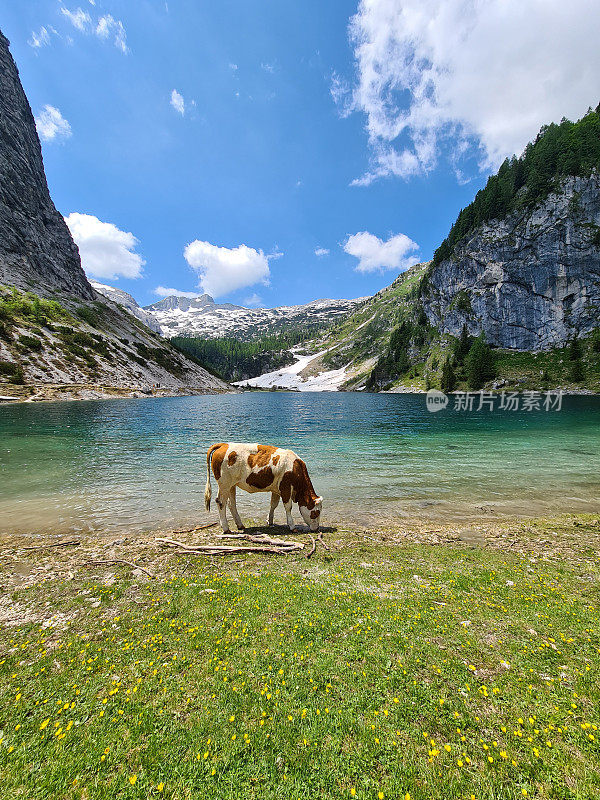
[0,392,599,534]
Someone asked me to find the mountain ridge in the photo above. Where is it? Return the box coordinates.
[141,291,365,339]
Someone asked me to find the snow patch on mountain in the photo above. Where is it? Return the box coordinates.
[235,349,349,392]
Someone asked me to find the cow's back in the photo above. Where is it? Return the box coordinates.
[212,442,297,494]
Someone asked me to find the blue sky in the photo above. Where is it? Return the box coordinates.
[2,0,598,308]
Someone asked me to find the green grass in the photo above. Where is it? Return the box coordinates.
[493,340,600,392]
[1,520,599,799]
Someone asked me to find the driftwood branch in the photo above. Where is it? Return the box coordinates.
[306,535,317,559]
[82,559,155,578]
[217,533,302,548]
[20,540,80,551]
[155,537,304,556]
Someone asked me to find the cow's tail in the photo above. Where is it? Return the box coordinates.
[205,443,221,511]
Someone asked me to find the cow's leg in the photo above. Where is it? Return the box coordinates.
[216,486,231,533]
[268,493,279,526]
[228,486,245,531]
[283,498,294,530]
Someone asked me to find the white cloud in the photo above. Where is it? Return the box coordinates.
[330,71,352,115]
[28,26,53,48]
[65,213,145,280]
[60,6,128,51]
[154,286,199,299]
[229,63,238,71]
[183,240,272,298]
[61,6,91,31]
[344,0,600,183]
[343,231,419,274]
[243,293,264,308]
[170,89,185,115]
[96,15,128,53]
[35,105,72,142]
[314,247,330,257]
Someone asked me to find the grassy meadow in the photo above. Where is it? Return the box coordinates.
[0,515,599,799]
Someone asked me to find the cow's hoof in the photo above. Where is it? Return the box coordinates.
[237,525,246,532]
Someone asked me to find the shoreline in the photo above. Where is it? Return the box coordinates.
[1,382,598,404]
[0,382,235,404]
[1,511,598,593]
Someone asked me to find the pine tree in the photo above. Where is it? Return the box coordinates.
[440,358,456,393]
[569,359,584,382]
[453,324,471,363]
[568,337,582,360]
[465,334,495,390]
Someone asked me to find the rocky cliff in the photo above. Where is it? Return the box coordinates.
[0,32,93,300]
[423,174,600,350]
[0,31,228,397]
[269,173,600,392]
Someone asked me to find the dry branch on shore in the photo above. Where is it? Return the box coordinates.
[155,536,305,556]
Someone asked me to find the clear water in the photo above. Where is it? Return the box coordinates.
[0,392,599,535]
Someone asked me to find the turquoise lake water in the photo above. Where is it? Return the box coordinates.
[1,392,599,535]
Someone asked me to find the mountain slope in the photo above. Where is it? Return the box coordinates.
[0,285,228,397]
[0,31,227,399]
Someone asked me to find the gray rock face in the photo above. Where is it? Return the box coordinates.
[424,174,600,350]
[146,294,238,313]
[0,32,93,299]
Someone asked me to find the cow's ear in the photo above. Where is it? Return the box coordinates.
[316,496,323,505]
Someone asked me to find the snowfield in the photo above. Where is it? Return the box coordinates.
[234,350,348,392]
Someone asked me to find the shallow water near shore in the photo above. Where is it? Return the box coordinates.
[1,392,599,535]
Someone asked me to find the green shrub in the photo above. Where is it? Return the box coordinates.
[450,290,472,314]
[8,365,25,384]
[18,334,43,352]
[0,359,19,377]
[0,288,68,327]
[76,305,101,327]
[453,324,472,364]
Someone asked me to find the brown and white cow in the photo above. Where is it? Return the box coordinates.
[204,443,323,533]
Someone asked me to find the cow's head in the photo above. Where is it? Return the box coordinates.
[299,496,323,531]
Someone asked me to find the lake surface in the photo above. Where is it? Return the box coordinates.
[1,392,599,535]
